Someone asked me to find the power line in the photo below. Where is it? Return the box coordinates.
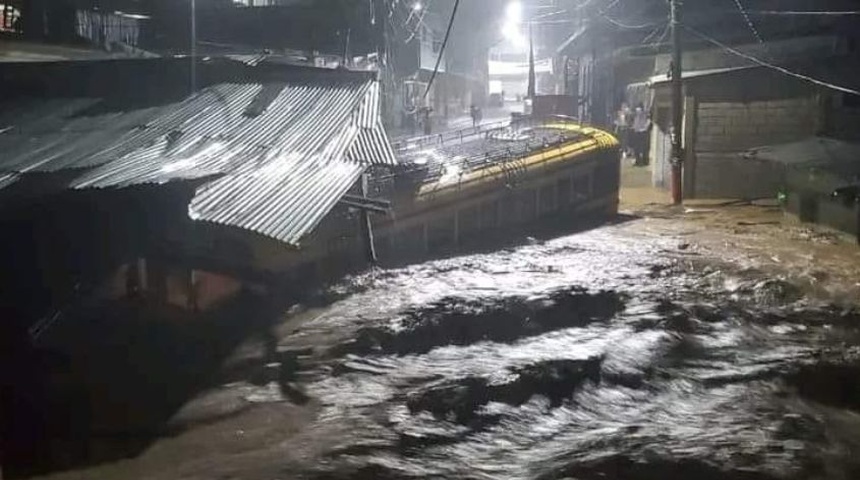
[730,0,765,44]
[649,22,671,49]
[423,0,460,100]
[682,24,860,96]
[599,0,660,30]
[404,3,428,43]
[641,22,666,45]
[599,0,621,12]
[386,1,410,40]
[601,13,662,29]
[531,9,568,21]
[746,10,860,16]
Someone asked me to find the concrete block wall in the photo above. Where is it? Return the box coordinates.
[696,97,818,152]
[786,191,859,237]
[694,153,786,199]
[829,108,860,141]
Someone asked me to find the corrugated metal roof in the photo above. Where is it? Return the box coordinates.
[355,81,380,129]
[0,173,20,190]
[225,53,270,66]
[0,102,167,173]
[746,136,860,175]
[189,155,365,246]
[0,64,396,246]
[177,76,392,244]
[648,66,759,86]
[348,121,397,166]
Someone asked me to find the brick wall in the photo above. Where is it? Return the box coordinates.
[696,97,818,152]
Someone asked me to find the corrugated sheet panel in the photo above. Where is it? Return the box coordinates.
[189,155,365,245]
[2,66,396,246]
[348,120,397,165]
[225,54,269,66]
[355,81,380,129]
[0,173,20,191]
[0,104,166,173]
[73,77,373,189]
[0,98,100,134]
[71,138,252,188]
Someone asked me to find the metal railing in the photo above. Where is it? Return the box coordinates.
[391,115,586,154]
[391,119,512,154]
[374,116,598,195]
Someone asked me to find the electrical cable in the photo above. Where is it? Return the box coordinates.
[422,0,460,100]
[531,9,569,21]
[730,0,765,44]
[405,7,427,43]
[746,10,860,16]
[601,14,662,29]
[599,0,662,30]
[682,23,860,96]
[649,22,671,49]
[640,22,666,45]
[390,1,414,40]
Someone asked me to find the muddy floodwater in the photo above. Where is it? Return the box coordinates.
[32,199,860,480]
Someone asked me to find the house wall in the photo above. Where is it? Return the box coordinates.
[829,107,860,141]
[782,164,860,238]
[650,67,825,199]
[826,91,860,141]
[693,154,788,199]
[695,97,818,152]
[785,189,859,238]
[690,96,817,199]
[103,264,242,312]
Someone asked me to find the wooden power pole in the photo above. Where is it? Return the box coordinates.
[191,0,197,93]
[670,0,684,204]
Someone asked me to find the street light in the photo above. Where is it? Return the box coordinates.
[501,22,526,48]
[502,0,525,49]
[506,1,522,23]
[412,2,422,12]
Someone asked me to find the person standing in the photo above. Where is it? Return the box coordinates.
[631,103,651,166]
[421,106,432,136]
[470,105,479,128]
[614,103,632,159]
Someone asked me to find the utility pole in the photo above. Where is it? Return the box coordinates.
[191,0,197,93]
[527,21,536,99]
[670,0,684,205]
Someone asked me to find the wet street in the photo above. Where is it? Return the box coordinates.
[34,167,860,480]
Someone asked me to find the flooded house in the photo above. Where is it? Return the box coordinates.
[645,50,860,237]
[0,53,621,476]
[0,55,621,331]
[0,57,397,322]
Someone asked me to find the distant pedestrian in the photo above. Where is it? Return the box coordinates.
[631,103,651,166]
[614,102,632,159]
[421,106,432,136]
[126,262,140,299]
[470,105,479,127]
